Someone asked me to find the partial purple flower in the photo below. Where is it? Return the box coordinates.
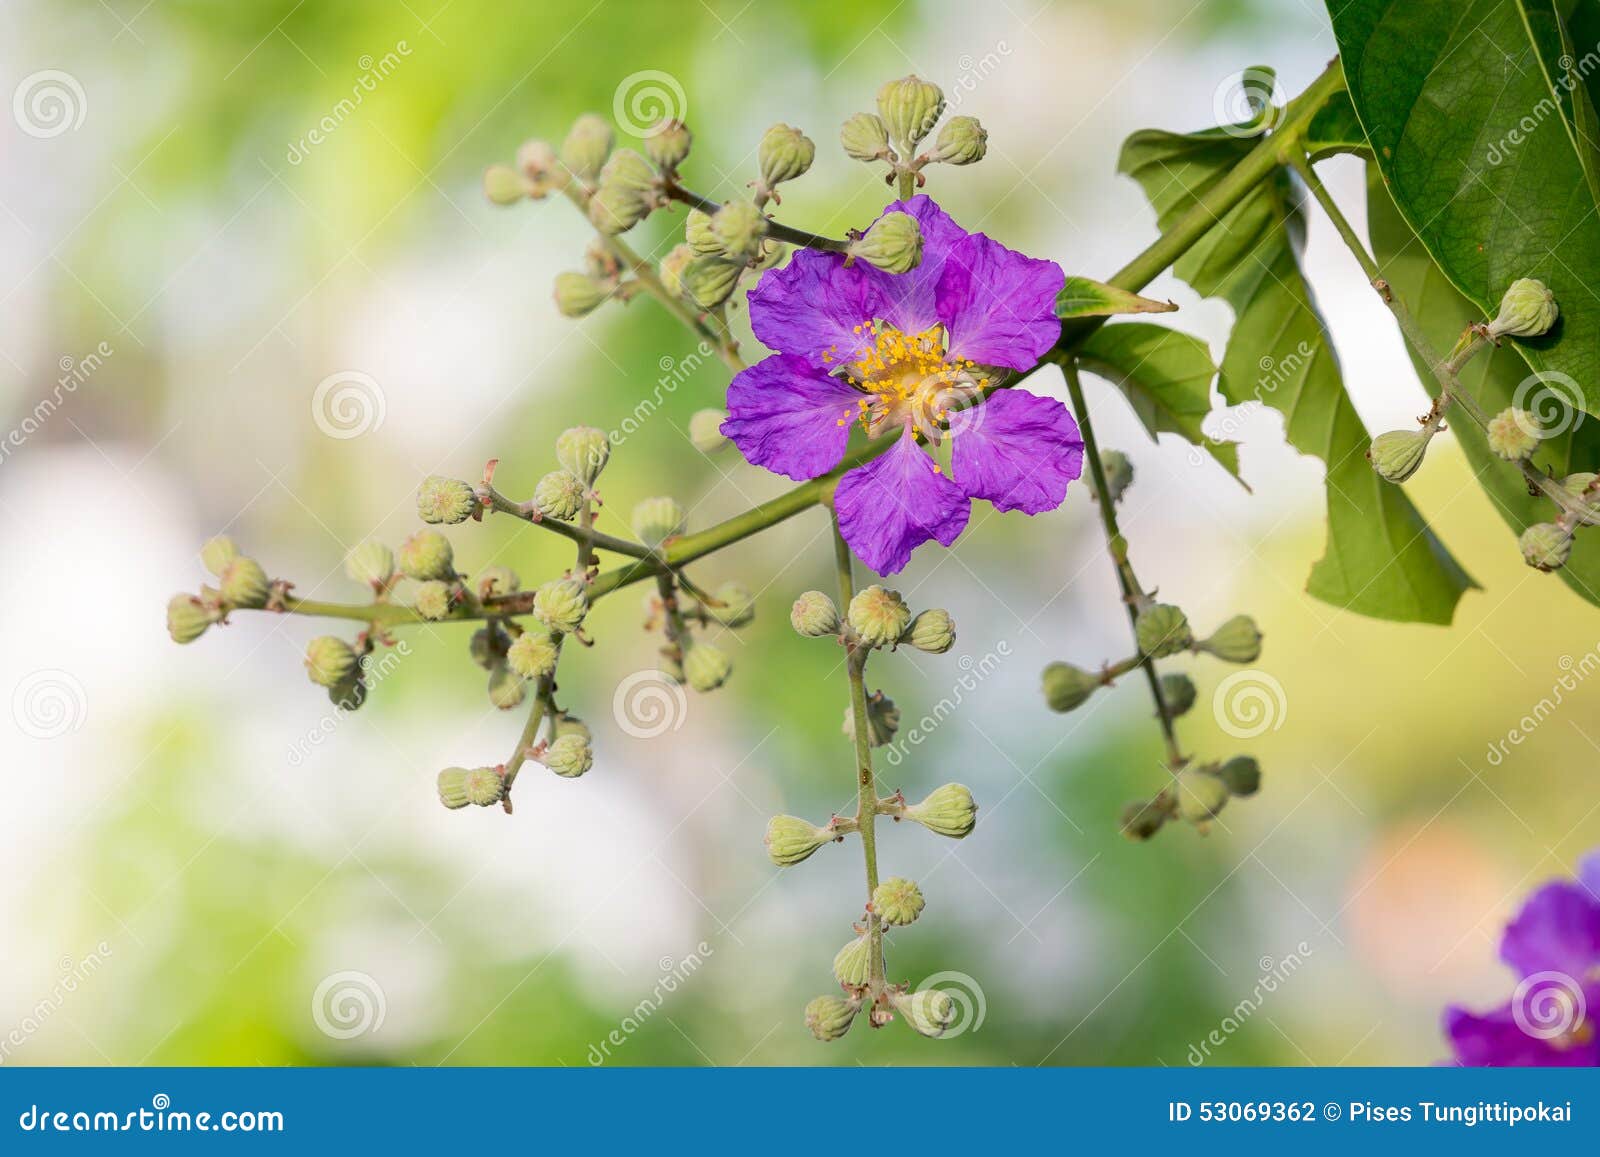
[721,195,1081,574]
[1444,848,1600,1066]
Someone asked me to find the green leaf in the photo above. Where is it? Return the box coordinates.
[1075,322,1241,482]
[1057,276,1178,320]
[1367,166,1600,608]
[1329,0,1600,414]
[1303,90,1370,160]
[1118,124,1476,623]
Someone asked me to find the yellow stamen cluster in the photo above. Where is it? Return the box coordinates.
[825,320,987,443]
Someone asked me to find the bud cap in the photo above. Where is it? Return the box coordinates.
[791,590,841,637]
[555,426,611,486]
[542,733,593,778]
[876,75,945,153]
[1486,277,1558,340]
[930,115,987,165]
[848,211,923,274]
[764,814,834,866]
[1520,522,1572,571]
[847,584,911,647]
[1368,428,1432,483]
[872,877,925,926]
[417,475,476,525]
[684,643,733,692]
[903,608,955,653]
[902,783,977,839]
[1135,603,1192,658]
[398,529,454,581]
[1486,408,1542,460]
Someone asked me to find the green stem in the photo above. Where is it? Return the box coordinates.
[484,485,651,558]
[663,182,851,253]
[834,515,885,991]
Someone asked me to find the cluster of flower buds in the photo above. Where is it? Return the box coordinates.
[165,535,281,648]
[1366,278,1594,572]
[840,74,987,192]
[1120,755,1261,840]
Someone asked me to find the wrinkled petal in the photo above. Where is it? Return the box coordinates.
[834,431,970,575]
[863,195,971,336]
[947,387,1084,514]
[1444,999,1600,1067]
[748,249,882,368]
[936,232,1065,370]
[1500,880,1600,980]
[721,354,862,481]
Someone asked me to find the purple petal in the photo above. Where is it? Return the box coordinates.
[748,249,881,369]
[834,430,970,575]
[1444,999,1600,1067]
[721,354,863,481]
[863,195,971,336]
[936,232,1065,370]
[947,387,1084,514]
[1579,849,1600,901]
[1500,880,1600,980]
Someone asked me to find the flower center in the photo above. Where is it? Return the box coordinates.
[825,321,988,442]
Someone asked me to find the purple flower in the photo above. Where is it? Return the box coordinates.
[1444,849,1600,1066]
[721,196,1082,574]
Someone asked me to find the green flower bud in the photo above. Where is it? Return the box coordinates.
[398,529,454,581]
[790,590,841,636]
[684,643,733,692]
[417,475,476,525]
[1176,768,1230,826]
[345,540,395,588]
[891,986,953,1038]
[1120,796,1171,841]
[1486,408,1542,460]
[487,664,527,710]
[1367,428,1433,483]
[1099,449,1134,502]
[832,935,873,987]
[534,470,587,521]
[166,594,215,644]
[1041,661,1100,713]
[758,123,815,192]
[328,673,366,712]
[681,256,743,309]
[476,566,520,599]
[1520,522,1572,571]
[872,876,924,926]
[1198,614,1262,664]
[305,636,358,688]
[553,712,591,742]
[848,211,923,274]
[507,629,558,680]
[219,556,270,609]
[437,766,504,810]
[413,579,454,621]
[764,814,835,866]
[553,271,613,318]
[200,535,239,577]
[469,623,511,670]
[840,112,891,162]
[533,578,589,634]
[1486,277,1558,340]
[587,181,651,235]
[709,200,767,262]
[556,426,611,486]
[561,113,613,182]
[902,608,955,654]
[689,408,729,454]
[644,119,692,171]
[542,732,593,778]
[1562,473,1600,526]
[1135,603,1192,658]
[1217,754,1261,797]
[483,163,533,205]
[684,209,722,256]
[901,783,977,839]
[876,75,945,152]
[707,581,755,627]
[929,115,987,165]
[631,495,686,545]
[515,139,559,187]
[842,690,900,747]
[804,994,859,1042]
[847,584,911,647]
[1160,672,1197,717]
[658,244,695,299]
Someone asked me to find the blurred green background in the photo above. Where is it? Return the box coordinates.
[1,0,1596,1067]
